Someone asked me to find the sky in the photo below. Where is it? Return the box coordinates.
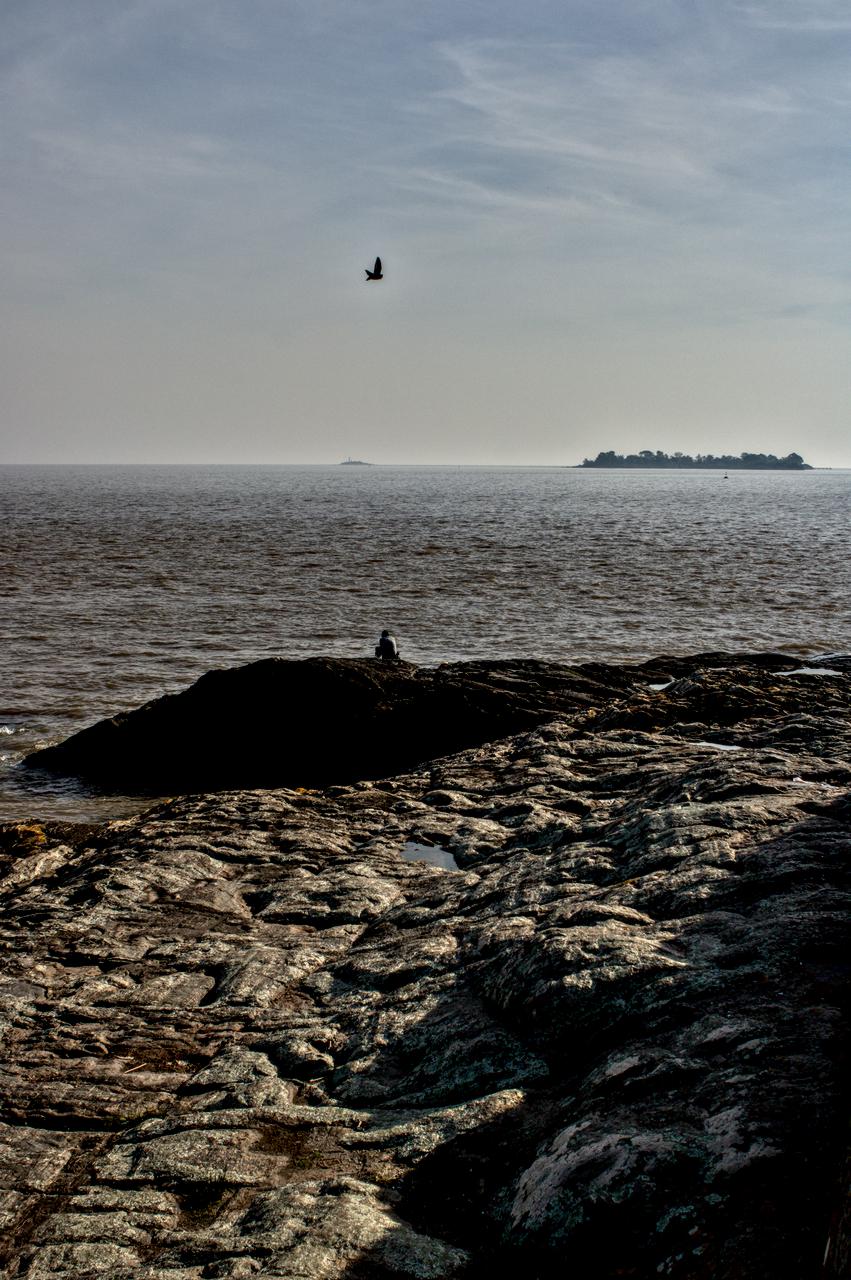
[2,0,850,466]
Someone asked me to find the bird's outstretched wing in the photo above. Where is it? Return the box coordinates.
[374,257,382,275]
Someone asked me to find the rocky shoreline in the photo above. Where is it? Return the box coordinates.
[2,654,850,1278]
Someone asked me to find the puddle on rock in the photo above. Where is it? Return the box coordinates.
[647,680,675,691]
[694,741,743,752]
[400,841,460,870]
[779,667,844,677]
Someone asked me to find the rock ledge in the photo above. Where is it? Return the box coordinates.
[3,653,850,1278]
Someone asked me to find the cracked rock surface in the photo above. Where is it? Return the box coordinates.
[2,654,850,1278]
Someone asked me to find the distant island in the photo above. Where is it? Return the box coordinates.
[580,450,812,470]
[340,458,371,466]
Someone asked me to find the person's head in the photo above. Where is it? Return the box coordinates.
[381,630,390,637]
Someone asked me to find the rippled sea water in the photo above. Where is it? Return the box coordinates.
[2,464,849,820]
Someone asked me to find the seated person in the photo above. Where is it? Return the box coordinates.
[375,630,400,660]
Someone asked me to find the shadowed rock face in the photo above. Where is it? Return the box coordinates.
[24,656,628,791]
[22,651,837,793]
[2,653,850,1278]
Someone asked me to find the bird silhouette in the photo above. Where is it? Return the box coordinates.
[365,256,383,281]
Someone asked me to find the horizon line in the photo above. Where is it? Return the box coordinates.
[1,459,845,469]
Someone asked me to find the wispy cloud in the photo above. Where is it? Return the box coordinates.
[418,35,808,223]
[31,127,242,188]
[369,17,850,293]
[737,1,851,31]
[437,43,713,180]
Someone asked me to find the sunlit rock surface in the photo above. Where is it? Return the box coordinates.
[3,654,850,1278]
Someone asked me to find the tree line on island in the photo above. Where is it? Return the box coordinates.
[581,450,811,470]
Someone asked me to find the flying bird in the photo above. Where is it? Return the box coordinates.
[365,256,383,281]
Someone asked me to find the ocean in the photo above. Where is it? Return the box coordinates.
[2,463,849,822]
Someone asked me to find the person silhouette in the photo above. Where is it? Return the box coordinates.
[375,630,400,660]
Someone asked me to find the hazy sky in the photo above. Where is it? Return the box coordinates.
[3,0,850,465]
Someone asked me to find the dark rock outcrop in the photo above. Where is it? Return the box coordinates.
[3,654,850,1278]
[22,651,841,794]
[22,656,643,791]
